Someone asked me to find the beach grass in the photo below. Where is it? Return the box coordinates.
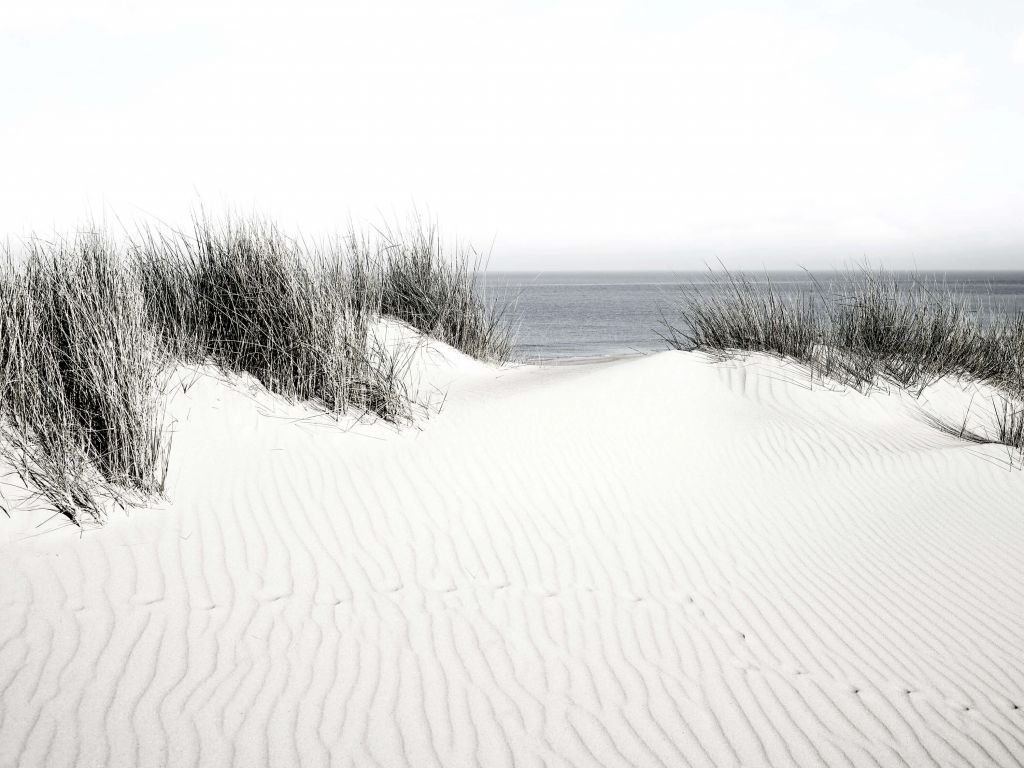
[0,232,167,521]
[0,215,514,523]
[367,225,515,364]
[133,215,406,421]
[666,267,1024,449]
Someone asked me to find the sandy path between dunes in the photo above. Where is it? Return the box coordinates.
[2,344,1024,768]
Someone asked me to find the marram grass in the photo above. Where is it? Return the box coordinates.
[0,215,515,524]
[666,267,1024,453]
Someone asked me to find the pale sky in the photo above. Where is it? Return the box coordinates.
[2,0,1023,269]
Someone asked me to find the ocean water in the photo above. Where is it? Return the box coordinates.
[481,271,1024,361]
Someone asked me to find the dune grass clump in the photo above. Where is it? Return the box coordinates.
[133,216,406,420]
[825,272,1007,390]
[664,271,824,362]
[0,214,515,523]
[666,267,1024,451]
[0,233,166,523]
[667,268,1019,390]
[364,226,516,363]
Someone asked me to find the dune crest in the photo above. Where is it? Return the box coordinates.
[2,345,1023,767]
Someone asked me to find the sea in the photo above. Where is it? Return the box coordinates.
[481,271,1024,361]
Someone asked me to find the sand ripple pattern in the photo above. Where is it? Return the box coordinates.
[3,352,1024,767]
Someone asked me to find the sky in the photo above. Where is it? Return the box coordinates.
[2,0,1023,270]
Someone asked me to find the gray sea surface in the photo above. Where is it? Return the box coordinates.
[480,271,1024,361]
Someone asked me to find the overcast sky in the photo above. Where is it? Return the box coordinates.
[3,0,1023,269]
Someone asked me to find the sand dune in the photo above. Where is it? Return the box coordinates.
[2,337,1024,767]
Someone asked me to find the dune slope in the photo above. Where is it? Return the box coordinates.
[2,346,1024,768]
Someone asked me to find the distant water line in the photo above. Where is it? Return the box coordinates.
[480,271,1024,361]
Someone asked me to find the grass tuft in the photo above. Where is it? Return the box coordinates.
[367,225,516,363]
[0,214,514,522]
[995,398,1024,454]
[666,266,1024,452]
[133,215,405,420]
[0,232,167,523]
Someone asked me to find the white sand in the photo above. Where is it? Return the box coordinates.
[2,331,1024,767]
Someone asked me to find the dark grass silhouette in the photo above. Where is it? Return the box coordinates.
[134,216,404,421]
[665,267,1024,452]
[366,225,515,363]
[0,233,166,522]
[0,215,515,524]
